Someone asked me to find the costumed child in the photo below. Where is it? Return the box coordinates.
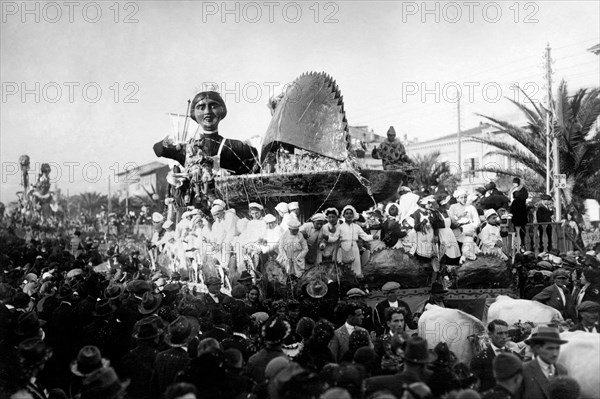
[478,209,509,261]
[459,224,479,264]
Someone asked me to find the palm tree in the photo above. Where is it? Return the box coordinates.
[474,81,600,210]
[410,150,461,193]
[73,191,108,217]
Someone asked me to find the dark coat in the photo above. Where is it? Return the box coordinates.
[510,187,529,226]
[153,134,258,175]
[246,346,285,383]
[470,345,497,392]
[518,358,567,399]
[532,284,574,320]
[573,284,600,308]
[536,206,553,223]
[118,343,160,399]
[152,347,191,397]
[374,299,416,335]
[482,190,510,211]
[328,324,370,362]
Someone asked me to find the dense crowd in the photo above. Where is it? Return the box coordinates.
[1,178,600,399]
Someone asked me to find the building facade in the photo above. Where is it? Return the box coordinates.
[116,161,170,202]
[405,122,517,192]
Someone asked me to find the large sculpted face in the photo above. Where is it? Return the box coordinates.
[194,97,226,132]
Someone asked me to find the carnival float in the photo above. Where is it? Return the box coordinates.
[13,155,59,225]
[156,72,512,301]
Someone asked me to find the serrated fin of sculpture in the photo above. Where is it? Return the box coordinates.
[261,71,350,162]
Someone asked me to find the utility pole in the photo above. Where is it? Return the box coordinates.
[457,94,462,176]
[544,43,561,221]
[107,177,111,235]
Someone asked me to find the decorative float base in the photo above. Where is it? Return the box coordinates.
[214,169,408,217]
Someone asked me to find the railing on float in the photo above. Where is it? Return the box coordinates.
[508,222,573,254]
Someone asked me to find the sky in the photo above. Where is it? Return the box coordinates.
[1,0,599,203]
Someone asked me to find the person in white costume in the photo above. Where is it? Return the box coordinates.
[278,216,308,278]
[275,202,292,231]
[448,189,481,249]
[479,209,508,261]
[328,205,373,278]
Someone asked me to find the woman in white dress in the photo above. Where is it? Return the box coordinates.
[448,189,481,251]
[330,205,373,278]
[235,202,267,273]
[436,196,461,265]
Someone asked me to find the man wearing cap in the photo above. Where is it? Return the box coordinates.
[364,336,435,398]
[300,213,328,266]
[520,327,568,399]
[533,269,574,320]
[569,301,600,333]
[153,91,258,175]
[481,353,524,399]
[536,195,555,253]
[374,281,417,336]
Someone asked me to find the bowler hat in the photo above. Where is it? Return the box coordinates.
[238,271,253,282]
[402,336,437,364]
[524,326,568,345]
[162,283,180,294]
[104,284,124,302]
[81,366,129,399]
[13,292,32,309]
[18,337,53,367]
[132,316,163,340]
[430,282,448,294]
[70,346,110,377]
[492,352,522,380]
[57,285,73,300]
[126,280,152,296]
[14,311,46,337]
[93,299,114,317]
[165,316,199,347]
[138,292,162,315]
